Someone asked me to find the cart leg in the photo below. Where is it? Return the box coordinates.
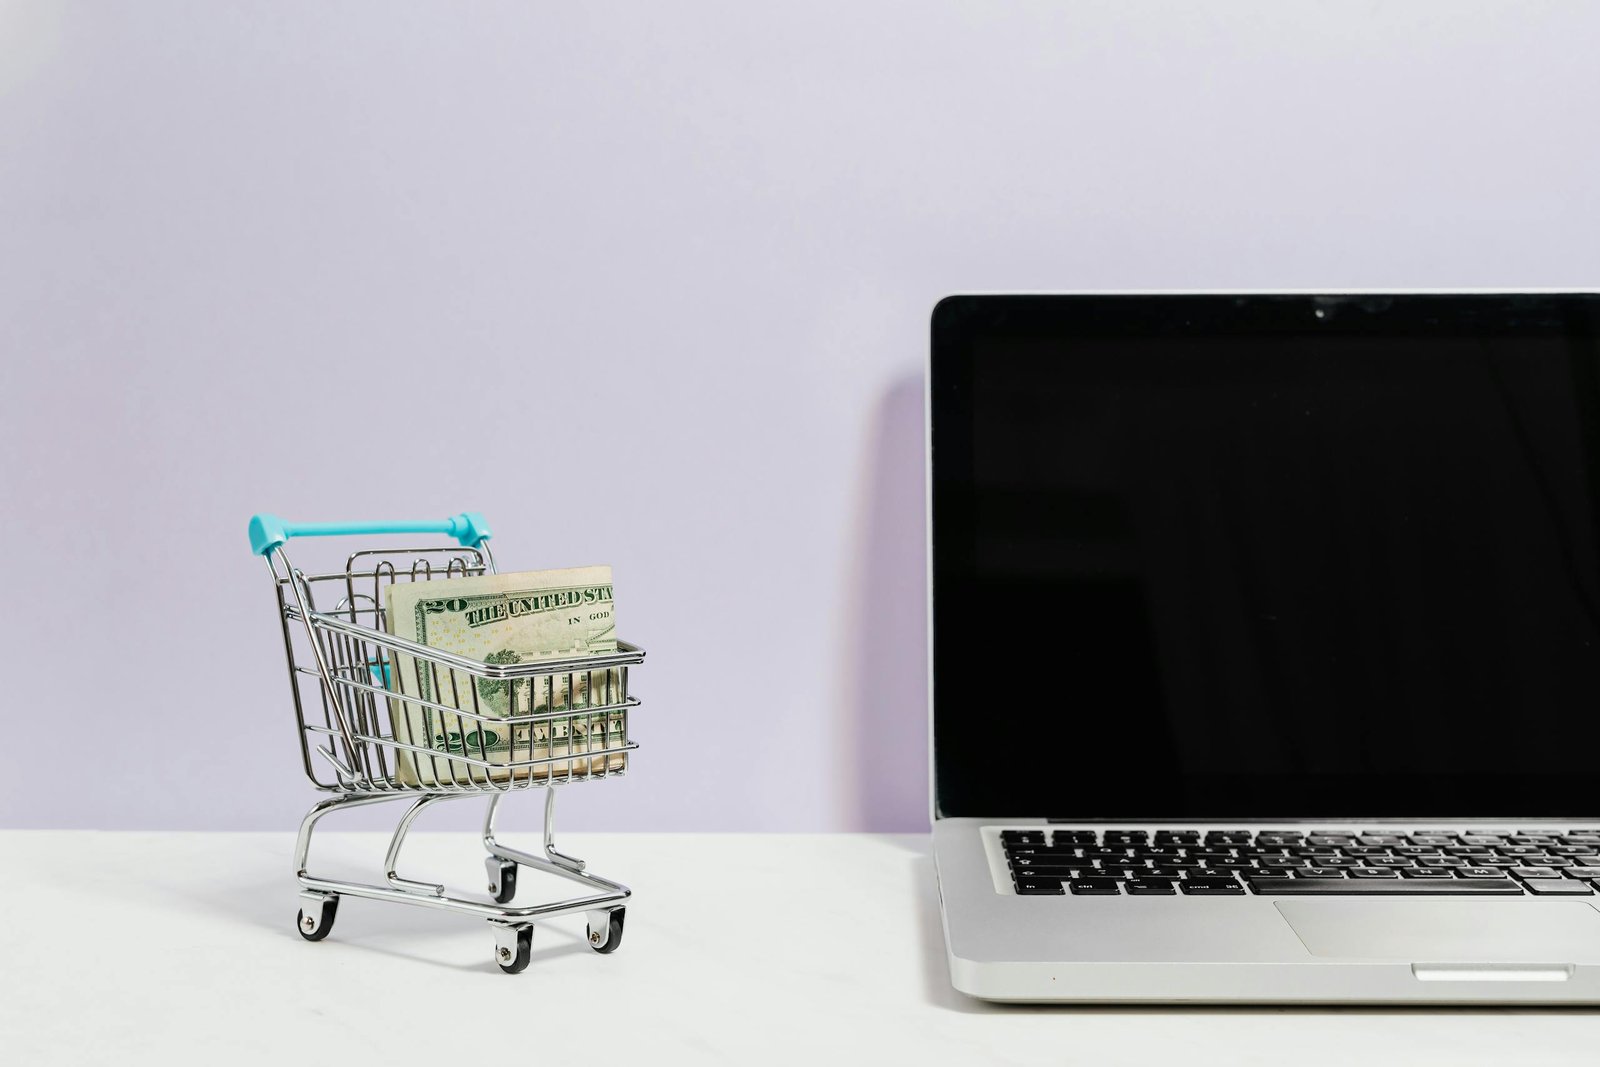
[482,787,587,875]
[539,786,587,873]
[383,795,453,896]
[296,793,405,878]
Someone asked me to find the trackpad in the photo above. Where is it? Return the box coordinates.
[1276,900,1600,961]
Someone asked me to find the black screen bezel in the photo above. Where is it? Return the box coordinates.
[929,292,1600,821]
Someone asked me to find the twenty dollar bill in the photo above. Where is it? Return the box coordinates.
[382,566,626,787]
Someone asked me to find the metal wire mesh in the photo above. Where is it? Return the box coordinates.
[269,546,642,794]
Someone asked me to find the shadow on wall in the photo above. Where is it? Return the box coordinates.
[847,373,930,831]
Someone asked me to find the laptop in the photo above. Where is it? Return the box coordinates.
[929,292,1600,1004]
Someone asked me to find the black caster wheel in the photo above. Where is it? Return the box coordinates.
[297,895,338,941]
[588,907,625,954]
[487,857,517,904]
[495,924,534,974]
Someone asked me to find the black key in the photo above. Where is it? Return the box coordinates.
[1576,856,1600,867]
[1126,879,1176,895]
[1416,857,1466,868]
[1164,857,1204,869]
[1155,830,1201,844]
[1346,846,1392,857]
[1476,857,1521,868]
[1461,835,1506,845]
[1002,830,1048,846]
[1511,867,1562,879]
[1135,847,1183,859]
[1409,833,1458,845]
[1104,831,1148,845]
[1256,833,1302,846]
[1259,856,1308,868]
[1051,830,1097,846]
[1319,856,1361,867]
[1101,864,1149,877]
[1566,868,1600,881]
[1205,832,1252,843]
[1393,846,1438,856]
[1402,868,1456,879]
[1181,878,1245,895]
[1144,866,1183,878]
[1297,867,1346,879]
[1523,879,1593,895]
[1458,867,1511,879]
[1014,868,1100,881]
[1014,877,1066,894]
[1250,869,1294,880]
[1008,853,1086,867]
[1307,835,1355,846]
[1370,856,1415,868]
[1249,877,1524,895]
[1508,835,1558,846]
[1537,856,1574,868]
[1562,834,1600,845]
[1204,860,1257,872]
[1550,846,1597,856]
[1004,845,1082,858]
[1350,867,1401,879]
[1497,845,1542,856]
[1069,878,1123,895]
[1085,848,1134,860]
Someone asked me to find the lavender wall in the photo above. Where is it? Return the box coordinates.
[3,2,1598,831]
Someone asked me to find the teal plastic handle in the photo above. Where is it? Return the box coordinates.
[248,512,491,556]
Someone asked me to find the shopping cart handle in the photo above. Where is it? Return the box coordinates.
[248,513,491,555]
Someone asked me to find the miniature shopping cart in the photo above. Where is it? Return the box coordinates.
[249,512,643,973]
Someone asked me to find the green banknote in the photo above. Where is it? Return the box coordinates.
[381,566,625,787]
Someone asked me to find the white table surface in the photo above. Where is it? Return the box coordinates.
[3,830,1596,1064]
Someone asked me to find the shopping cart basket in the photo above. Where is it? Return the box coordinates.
[249,512,643,973]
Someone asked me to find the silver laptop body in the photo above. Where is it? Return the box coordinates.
[929,292,1600,1004]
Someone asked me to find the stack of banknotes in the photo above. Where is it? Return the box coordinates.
[382,566,625,786]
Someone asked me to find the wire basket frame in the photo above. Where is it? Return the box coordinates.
[269,545,643,795]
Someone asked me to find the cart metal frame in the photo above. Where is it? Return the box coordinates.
[249,512,643,972]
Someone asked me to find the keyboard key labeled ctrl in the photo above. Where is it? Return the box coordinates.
[1069,878,1124,895]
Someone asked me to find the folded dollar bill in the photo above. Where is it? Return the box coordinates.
[381,566,626,787]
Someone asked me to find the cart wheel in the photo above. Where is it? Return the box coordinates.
[588,907,625,954]
[494,924,534,974]
[487,856,517,904]
[296,894,338,941]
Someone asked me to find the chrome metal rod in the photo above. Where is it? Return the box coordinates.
[297,874,625,922]
[481,790,625,890]
[384,794,470,895]
[542,787,586,873]
[295,793,410,875]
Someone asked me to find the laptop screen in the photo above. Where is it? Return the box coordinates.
[931,294,1600,820]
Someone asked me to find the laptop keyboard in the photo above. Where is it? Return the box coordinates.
[1002,829,1600,896]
